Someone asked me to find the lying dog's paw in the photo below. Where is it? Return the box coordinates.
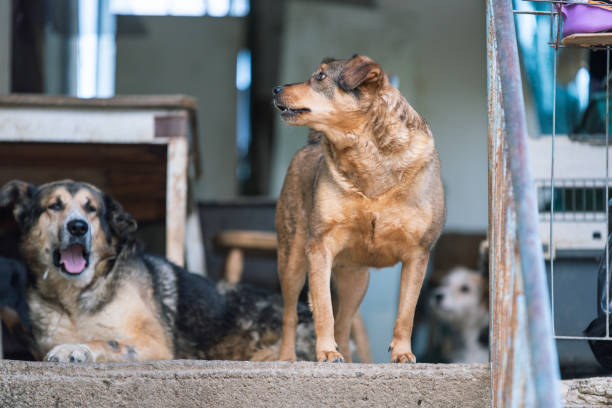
[45,344,94,363]
[317,350,345,363]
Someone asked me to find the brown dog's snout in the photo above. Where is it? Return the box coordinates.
[272,86,283,96]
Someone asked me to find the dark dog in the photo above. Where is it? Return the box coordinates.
[273,55,445,363]
[0,179,314,362]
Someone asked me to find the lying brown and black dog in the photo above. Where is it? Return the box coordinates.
[0,179,314,362]
[273,55,445,363]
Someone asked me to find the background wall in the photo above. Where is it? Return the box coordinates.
[0,1,10,93]
[115,15,246,201]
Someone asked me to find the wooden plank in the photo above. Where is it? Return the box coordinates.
[166,137,188,266]
[154,113,188,138]
[562,33,612,47]
[0,142,167,164]
[215,230,278,252]
[0,109,175,143]
[0,94,197,110]
[0,142,168,223]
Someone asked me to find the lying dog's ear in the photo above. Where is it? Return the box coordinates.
[0,180,37,227]
[0,180,36,207]
[104,195,137,237]
[338,55,382,92]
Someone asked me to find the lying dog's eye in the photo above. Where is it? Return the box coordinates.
[85,202,97,213]
[315,72,326,81]
[48,202,63,211]
[460,285,470,293]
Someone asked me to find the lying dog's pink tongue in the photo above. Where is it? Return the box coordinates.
[60,245,86,274]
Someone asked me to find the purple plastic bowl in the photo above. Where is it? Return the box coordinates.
[561,3,612,37]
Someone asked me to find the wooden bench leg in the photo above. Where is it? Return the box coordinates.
[225,248,244,284]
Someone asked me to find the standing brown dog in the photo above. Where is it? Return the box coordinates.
[273,55,445,363]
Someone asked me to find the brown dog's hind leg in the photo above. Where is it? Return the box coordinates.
[389,248,429,363]
[332,266,369,362]
[278,236,307,361]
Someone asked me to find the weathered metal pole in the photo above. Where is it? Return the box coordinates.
[487,0,562,406]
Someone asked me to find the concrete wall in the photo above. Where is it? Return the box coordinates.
[0,360,492,408]
[0,1,10,93]
[115,16,246,201]
[271,0,488,232]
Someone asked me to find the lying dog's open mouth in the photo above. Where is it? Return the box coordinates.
[53,244,90,275]
[274,102,311,118]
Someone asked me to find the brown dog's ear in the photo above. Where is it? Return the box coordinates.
[0,180,37,227]
[104,194,137,238]
[338,55,382,92]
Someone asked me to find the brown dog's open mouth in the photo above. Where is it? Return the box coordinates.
[274,103,311,118]
[53,244,90,275]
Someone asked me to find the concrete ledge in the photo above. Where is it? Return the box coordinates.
[0,360,490,407]
[562,376,612,407]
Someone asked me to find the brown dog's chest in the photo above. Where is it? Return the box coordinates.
[29,283,171,356]
[317,193,432,267]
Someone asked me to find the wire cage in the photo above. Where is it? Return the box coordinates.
[514,0,612,373]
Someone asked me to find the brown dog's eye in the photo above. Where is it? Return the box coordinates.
[85,202,96,213]
[48,201,63,211]
[314,72,326,81]
[460,285,470,293]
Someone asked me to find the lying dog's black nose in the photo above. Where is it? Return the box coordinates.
[435,293,444,304]
[67,219,88,237]
[272,86,283,95]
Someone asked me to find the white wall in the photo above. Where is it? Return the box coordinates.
[0,1,10,93]
[272,0,488,232]
[115,16,246,201]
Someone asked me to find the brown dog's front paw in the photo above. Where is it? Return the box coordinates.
[317,350,345,363]
[390,350,416,363]
[388,341,416,363]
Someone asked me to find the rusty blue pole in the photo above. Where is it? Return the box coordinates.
[491,0,562,406]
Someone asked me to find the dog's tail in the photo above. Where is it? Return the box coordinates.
[308,129,324,144]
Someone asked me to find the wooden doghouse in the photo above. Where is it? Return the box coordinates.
[0,94,198,267]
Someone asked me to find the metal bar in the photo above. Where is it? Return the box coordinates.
[488,4,518,404]
[523,0,593,4]
[555,335,612,341]
[490,0,562,407]
[607,45,610,338]
[513,10,555,15]
[550,10,559,335]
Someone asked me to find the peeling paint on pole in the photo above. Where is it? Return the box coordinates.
[487,0,561,406]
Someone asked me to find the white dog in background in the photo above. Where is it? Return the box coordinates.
[429,266,489,363]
